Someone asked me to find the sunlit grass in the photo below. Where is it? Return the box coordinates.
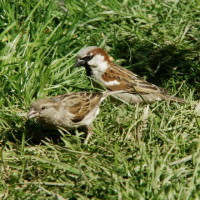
[0,0,200,199]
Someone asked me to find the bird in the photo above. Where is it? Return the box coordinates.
[27,91,124,144]
[74,46,185,104]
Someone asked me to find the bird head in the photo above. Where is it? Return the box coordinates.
[74,46,112,72]
[28,98,59,123]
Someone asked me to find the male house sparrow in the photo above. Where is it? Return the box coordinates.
[28,91,123,144]
[75,46,185,103]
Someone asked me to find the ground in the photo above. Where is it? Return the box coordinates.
[0,0,200,199]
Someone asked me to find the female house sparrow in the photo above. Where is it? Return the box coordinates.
[75,46,185,103]
[28,91,123,144]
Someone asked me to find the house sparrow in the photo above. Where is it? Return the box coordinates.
[27,91,124,144]
[75,46,185,103]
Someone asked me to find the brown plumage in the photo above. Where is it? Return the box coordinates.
[75,46,185,103]
[28,91,124,144]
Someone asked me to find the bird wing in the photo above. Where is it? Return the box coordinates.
[102,63,167,94]
[52,92,103,123]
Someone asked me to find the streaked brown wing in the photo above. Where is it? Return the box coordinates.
[54,92,103,123]
[102,63,167,94]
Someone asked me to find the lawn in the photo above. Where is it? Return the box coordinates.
[0,0,200,199]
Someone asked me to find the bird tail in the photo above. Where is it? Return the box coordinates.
[161,94,185,103]
[102,90,126,99]
[102,91,186,103]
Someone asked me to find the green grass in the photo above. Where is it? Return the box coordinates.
[0,0,200,199]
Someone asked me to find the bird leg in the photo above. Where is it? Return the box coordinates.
[84,124,93,144]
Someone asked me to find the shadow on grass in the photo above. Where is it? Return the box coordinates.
[1,121,62,146]
[2,120,88,146]
[24,120,62,144]
[113,41,200,98]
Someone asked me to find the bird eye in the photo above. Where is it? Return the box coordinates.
[41,106,45,110]
[83,55,93,61]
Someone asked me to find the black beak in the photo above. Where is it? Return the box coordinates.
[74,58,86,67]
